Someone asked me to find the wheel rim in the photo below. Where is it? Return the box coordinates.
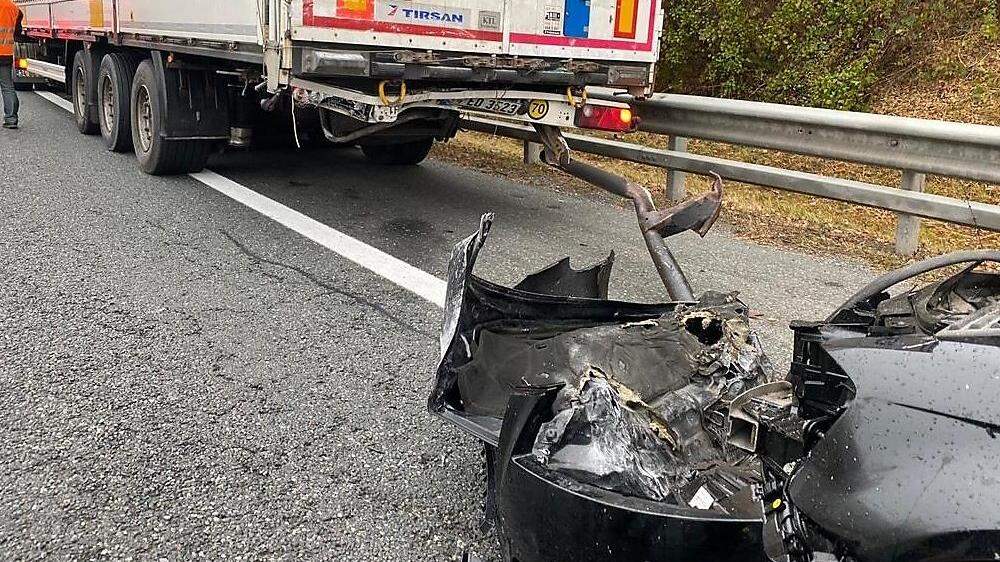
[74,68,86,117]
[136,85,153,153]
[100,75,115,134]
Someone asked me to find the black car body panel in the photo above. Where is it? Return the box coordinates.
[776,337,1000,562]
[491,386,763,562]
[758,257,1000,562]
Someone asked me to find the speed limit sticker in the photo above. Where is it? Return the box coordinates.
[527,100,550,120]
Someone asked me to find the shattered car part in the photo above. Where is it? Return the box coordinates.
[727,382,794,454]
[430,215,771,562]
[736,251,1000,562]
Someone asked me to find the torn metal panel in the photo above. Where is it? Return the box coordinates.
[449,291,770,427]
[439,213,493,359]
[430,214,678,445]
[530,369,762,505]
[531,371,690,502]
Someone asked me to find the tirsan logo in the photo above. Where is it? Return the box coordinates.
[386,4,465,24]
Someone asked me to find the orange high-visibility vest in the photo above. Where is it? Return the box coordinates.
[0,0,20,58]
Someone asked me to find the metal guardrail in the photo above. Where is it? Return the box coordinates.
[618,93,1000,185]
[464,93,1000,256]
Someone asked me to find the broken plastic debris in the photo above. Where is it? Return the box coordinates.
[689,486,716,510]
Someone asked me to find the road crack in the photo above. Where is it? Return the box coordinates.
[218,230,433,339]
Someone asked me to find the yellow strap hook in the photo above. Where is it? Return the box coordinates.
[378,80,408,106]
[566,87,588,108]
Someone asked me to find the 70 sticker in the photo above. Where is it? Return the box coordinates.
[527,100,550,120]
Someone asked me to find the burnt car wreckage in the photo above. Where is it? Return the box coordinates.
[429,125,1000,562]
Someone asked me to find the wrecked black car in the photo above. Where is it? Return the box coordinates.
[754,252,1000,562]
[430,216,1000,562]
[429,126,999,562]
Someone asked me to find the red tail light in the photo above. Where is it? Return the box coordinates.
[16,58,28,70]
[575,104,636,133]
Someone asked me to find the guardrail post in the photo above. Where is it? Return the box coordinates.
[666,136,688,203]
[894,170,927,256]
[524,141,544,165]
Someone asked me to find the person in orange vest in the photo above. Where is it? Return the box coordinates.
[0,0,23,129]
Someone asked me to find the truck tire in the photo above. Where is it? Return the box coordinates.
[360,138,434,166]
[130,60,213,175]
[72,50,99,135]
[98,53,142,153]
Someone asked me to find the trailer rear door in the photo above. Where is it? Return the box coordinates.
[292,0,660,61]
[506,0,660,62]
[292,0,507,54]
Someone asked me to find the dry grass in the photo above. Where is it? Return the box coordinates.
[431,25,1000,272]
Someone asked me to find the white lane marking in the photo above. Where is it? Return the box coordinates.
[191,170,448,307]
[36,92,449,308]
[37,90,74,112]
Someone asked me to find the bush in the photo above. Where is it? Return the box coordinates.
[657,0,992,110]
[984,3,1000,40]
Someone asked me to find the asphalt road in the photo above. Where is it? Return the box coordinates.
[0,93,872,561]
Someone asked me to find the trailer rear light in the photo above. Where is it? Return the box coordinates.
[16,58,28,70]
[575,105,636,133]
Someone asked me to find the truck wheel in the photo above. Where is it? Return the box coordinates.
[130,60,213,175]
[98,53,142,153]
[72,50,99,135]
[360,138,434,166]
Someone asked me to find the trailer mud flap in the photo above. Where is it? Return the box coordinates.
[150,52,229,140]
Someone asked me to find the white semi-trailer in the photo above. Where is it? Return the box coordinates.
[16,0,663,174]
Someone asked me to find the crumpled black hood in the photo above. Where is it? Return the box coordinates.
[783,336,1000,562]
[758,255,1000,562]
[431,212,1000,562]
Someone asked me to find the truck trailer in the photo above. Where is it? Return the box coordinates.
[16,0,663,174]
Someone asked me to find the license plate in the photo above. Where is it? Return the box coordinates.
[458,98,526,116]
